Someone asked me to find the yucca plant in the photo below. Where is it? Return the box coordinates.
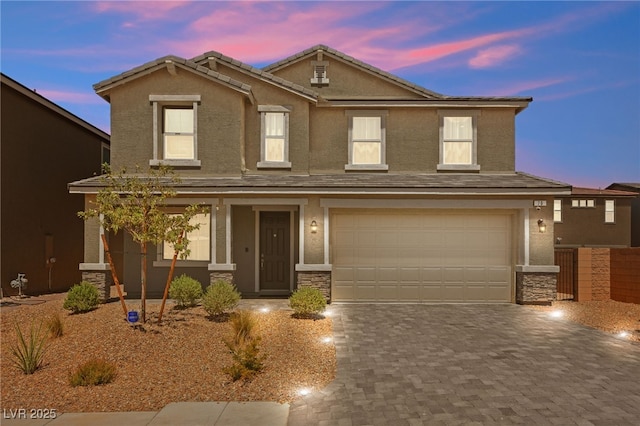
[10,322,48,374]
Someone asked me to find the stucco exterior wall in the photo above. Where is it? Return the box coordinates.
[528,202,555,265]
[108,68,244,175]
[555,197,632,247]
[1,78,107,295]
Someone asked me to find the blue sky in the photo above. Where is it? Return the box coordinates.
[1,1,638,188]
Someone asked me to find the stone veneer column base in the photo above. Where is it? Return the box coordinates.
[210,272,235,286]
[515,266,559,305]
[81,271,113,304]
[297,271,332,302]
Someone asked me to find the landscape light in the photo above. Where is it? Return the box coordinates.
[298,388,311,396]
[260,307,270,313]
[618,331,630,339]
[549,310,564,318]
[321,337,332,344]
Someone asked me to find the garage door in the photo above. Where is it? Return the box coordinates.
[332,211,512,302]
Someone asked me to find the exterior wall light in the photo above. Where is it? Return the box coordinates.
[537,219,547,233]
[310,220,318,233]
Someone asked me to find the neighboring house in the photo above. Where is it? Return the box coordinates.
[1,73,110,296]
[69,45,570,304]
[553,187,637,248]
[607,183,640,247]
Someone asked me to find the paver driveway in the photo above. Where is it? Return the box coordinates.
[288,304,640,425]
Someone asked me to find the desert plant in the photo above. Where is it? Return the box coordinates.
[289,286,327,317]
[69,358,117,387]
[223,310,265,381]
[46,312,64,338]
[10,322,48,374]
[169,274,203,307]
[202,280,241,317]
[63,281,100,314]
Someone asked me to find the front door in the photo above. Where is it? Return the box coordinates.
[259,211,291,293]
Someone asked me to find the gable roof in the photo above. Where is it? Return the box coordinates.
[607,183,640,194]
[93,55,254,103]
[262,44,532,111]
[190,51,318,102]
[263,44,445,100]
[569,187,638,197]
[1,72,109,141]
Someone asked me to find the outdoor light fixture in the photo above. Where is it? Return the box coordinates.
[310,220,318,233]
[298,388,311,396]
[537,219,547,233]
[549,310,564,319]
[618,331,630,339]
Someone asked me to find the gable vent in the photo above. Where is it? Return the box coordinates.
[311,61,329,86]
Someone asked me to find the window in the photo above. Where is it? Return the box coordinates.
[438,111,480,171]
[258,106,291,168]
[554,199,562,222]
[605,200,615,223]
[164,108,194,159]
[149,95,201,167]
[346,111,388,170]
[162,212,210,261]
[571,199,595,208]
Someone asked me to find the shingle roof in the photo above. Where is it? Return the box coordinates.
[607,183,640,193]
[69,172,570,195]
[190,51,318,101]
[93,55,252,100]
[571,187,639,197]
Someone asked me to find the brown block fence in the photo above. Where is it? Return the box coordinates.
[610,248,640,304]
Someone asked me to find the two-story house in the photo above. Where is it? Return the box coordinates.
[554,187,636,248]
[69,45,570,304]
[2,73,109,296]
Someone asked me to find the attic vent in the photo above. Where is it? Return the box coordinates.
[310,61,329,86]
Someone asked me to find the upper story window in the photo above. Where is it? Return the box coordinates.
[605,200,615,223]
[346,111,388,171]
[149,95,201,167]
[437,110,480,171]
[571,199,595,208]
[258,106,291,169]
[554,199,562,222]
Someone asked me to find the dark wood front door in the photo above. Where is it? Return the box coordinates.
[259,211,290,292]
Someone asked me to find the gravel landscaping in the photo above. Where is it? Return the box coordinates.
[1,293,335,413]
[526,299,640,342]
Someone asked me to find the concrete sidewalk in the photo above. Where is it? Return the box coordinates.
[1,402,289,426]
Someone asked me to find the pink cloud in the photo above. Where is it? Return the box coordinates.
[468,44,522,69]
[482,77,571,97]
[37,89,104,105]
[92,1,191,23]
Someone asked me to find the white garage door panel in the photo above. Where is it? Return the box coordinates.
[332,212,512,302]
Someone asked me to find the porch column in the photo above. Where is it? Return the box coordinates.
[209,200,236,285]
[79,213,111,303]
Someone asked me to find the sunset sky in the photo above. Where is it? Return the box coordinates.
[1,1,638,188]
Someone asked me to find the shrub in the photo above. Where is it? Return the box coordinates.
[223,310,265,381]
[46,312,64,338]
[289,287,327,317]
[63,281,100,314]
[10,322,48,374]
[69,359,117,387]
[202,280,240,317]
[169,274,203,307]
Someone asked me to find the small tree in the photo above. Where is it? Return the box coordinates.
[79,165,203,323]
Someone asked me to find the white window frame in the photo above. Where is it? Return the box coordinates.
[437,110,480,171]
[158,208,211,265]
[554,199,562,223]
[257,105,291,169]
[345,110,388,171]
[605,199,615,223]
[571,199,595,208]
[149,95,201,167]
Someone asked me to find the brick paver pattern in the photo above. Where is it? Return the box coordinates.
[288,304,640,425]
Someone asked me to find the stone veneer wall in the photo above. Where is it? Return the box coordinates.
[297,271,331,301]
[591,248,611,301]
[516,272,557,305]
[82,271,113,303]
[210,272,235,286]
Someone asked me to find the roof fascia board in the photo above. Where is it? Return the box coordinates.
[1,73,109,141]
[317,100,531,110]
[192,53,318,103]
